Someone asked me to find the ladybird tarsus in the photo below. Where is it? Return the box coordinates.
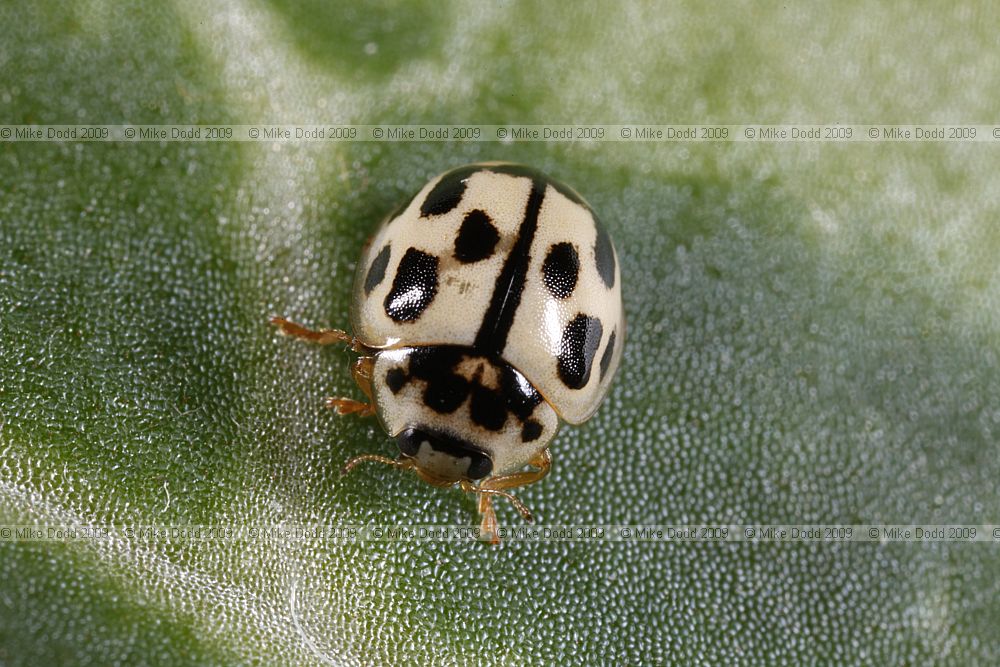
[270,317,360,350]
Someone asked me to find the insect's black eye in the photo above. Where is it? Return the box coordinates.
[396,427,493,479]
[395,428,423,457]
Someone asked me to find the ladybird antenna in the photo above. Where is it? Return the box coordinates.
[341,454,414,476]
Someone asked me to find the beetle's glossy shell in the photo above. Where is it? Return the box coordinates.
[352,163,624,424]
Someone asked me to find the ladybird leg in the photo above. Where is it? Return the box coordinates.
[459,481,501,545]
[477,490,492,520]
[270,316,365,352]
[324,397,375,417]
[350,356,376,403]
[463,449,552,543]
[480,449,552,498]
[324,356,377,417]
[325,383,374,418]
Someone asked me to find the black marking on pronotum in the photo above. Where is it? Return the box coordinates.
[408,346,470,415]
[542,242,580,299]
[385,367,407,394]
[364,243,391,295]
[422,369,469,414]
[384,247,439,322]
[599,329,617,381]
[474,177,546,354]
[470,386,507,431]
[395,427,493,479]
[386,345,544,434]
[594,221,616,288]
[453,209,500,264]
[521,420,543,443]
[557,314,604,389]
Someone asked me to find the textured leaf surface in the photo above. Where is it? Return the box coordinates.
[2,2,1000,665]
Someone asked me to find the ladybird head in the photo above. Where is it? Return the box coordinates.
[395,427,492,485]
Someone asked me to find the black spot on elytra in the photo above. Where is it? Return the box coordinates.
[542,242,580,299]
[420,163,591,218]
[364,243,391,295]
[557,314,604,389]
[599,329,617,381]
[385,367,407,394]
[454,209,500,264]
[420,165,481,217]
[521,420,543,443]
[500,365,543,420]
[470,386,507,431]
[384,248,439,322]
[486,163,589,208]
[594,222,616,288]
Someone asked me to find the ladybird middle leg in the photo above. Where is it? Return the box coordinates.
[349,356,375,402]
[324,356,376,417]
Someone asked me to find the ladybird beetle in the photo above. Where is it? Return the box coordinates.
[272,163,624,542]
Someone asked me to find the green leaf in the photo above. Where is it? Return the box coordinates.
[2,2,999,664]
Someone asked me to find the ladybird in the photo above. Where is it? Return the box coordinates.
[272,162,624,542]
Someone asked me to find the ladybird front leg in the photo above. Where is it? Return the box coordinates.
[465,449,553,544]
[324,397,375,417]
[477,492,500,545]
[270,316,366,352]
